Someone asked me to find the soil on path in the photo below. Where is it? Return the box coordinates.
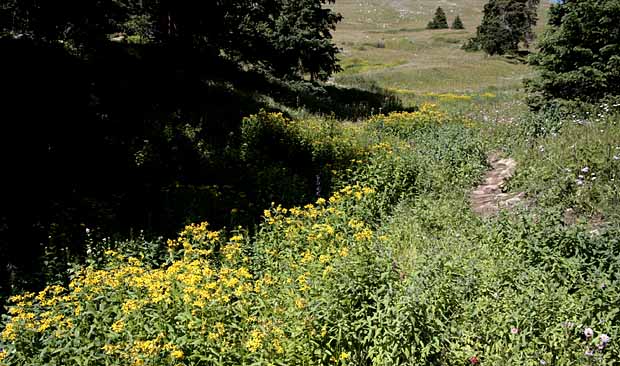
[470,153,524,216]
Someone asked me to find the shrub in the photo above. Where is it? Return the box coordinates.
[0,185,391,365]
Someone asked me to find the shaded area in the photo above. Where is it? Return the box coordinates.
[0,37,406,305]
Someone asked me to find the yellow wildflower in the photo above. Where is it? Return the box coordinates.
[102,344,119,355]
[0,322,16,341]
[133,339,159,356]
[301,250,314,264]
[121,299,142,314]
[273,339,284,354]
[297,274,310,292]
[245,329,264,352]
[295,297,306,309]
[112,319,125,333]
[353,228,373,242]
[319,254,331,263]
[170,349,184,360]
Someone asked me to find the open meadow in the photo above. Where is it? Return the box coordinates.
[1,0,619,365]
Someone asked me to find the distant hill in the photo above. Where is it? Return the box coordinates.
[331,0,488,32]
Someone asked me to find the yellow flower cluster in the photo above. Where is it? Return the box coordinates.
[388,88,496,100]
[1,177,380,364]
[424,92,473,101]
[245,329,265,353]
[369,103,446,129]
[167,221,220,251]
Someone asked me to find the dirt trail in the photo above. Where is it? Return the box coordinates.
[470,153,524,216]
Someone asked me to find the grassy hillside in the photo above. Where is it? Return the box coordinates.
[330,0,549,94]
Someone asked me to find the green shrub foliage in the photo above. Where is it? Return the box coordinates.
[527,0,620,107]
[3,106,620,365]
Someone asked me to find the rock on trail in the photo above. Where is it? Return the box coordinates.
[470,153,524,216]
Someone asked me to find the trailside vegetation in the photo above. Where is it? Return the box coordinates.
[2,104,620,365]
[0,0,411,310]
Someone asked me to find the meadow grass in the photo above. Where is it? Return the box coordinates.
[331,0,549,95]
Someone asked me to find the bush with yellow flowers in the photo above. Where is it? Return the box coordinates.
[0,180,398,365]
[368,103,446,138]
[0,108,489,366]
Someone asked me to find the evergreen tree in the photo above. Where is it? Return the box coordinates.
[0,0,342,80]
[427,7,449,29]
[266,0,342,81]
[526,0,620,106]
[451,15,464,29]
[465,0,539,55]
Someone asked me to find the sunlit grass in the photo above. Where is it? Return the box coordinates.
[330,0,550,96]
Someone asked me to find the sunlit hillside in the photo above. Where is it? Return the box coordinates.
[330,0,550,94]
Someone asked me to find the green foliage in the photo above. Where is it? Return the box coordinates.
[375,195,620,365]
[526,0,620,107]
[239,110,366,208]
[0,16,403,307]
[466,0,540,55]
[3,99,620,365]
[511,103,620,220]
[451,15,465,30]
[0,107,488,365]
[427,7,449,29]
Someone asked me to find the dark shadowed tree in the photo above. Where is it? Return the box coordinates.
[0,0,342,80]
[465,0,539,55]
[451,15,464,29]
[265,0,342,81]
[427,7,449,29]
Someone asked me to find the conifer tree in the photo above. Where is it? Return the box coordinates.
[451,15,464,29]
[465,0,539,55]
[427,7,449,29]
[526,0,620,106]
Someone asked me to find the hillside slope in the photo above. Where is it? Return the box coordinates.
[331,0,549,94]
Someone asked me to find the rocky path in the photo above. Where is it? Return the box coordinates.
[470,153,525,216]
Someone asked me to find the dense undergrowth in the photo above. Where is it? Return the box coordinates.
[2,101,620,365]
